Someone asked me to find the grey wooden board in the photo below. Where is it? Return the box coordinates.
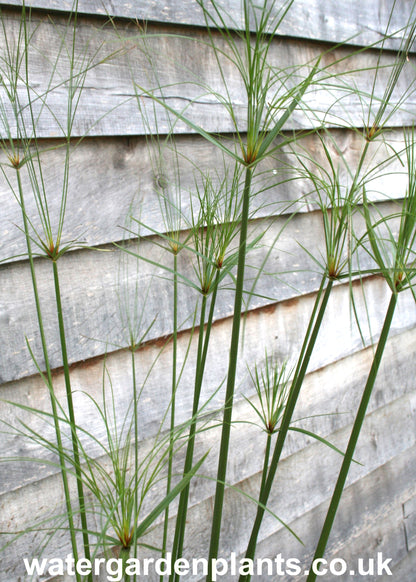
[69,440,416,582]
[0,9,415,139]
[0,0,413,51]
[1,278,415,497]
[0,129,410,266]
[10,443,416,581]
[1,359,415,579]
[385,547,416,582]
[0,201,413,384]
[0,1,415,579]
[248,444,416,582]
[164,393,416,582]
[160,338,416,533]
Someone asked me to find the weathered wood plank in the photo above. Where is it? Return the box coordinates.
[160,394,415,582]
[0,201,413,383]
[2,386,415,579]
[1,281,415,498]
[384,548,416,582]
[1,363,415,580]
[0,10,415,139]
[0,3,415,580]
[0,0,413,51]
[248,444,416,582]
[167,352,416,530]
[0,129,409,265]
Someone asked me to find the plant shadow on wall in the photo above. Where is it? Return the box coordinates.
[0,0,416,581]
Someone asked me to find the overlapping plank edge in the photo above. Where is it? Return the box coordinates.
[239,442,416,582]
[1,202,412,383]
[0,0,414,50]
[0,7,415,139]
[1,327,415,579]
[182,396,415,582]
[1,279,415,495]
[0,129,410,264]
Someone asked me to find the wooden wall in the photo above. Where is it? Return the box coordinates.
[1,1,416,580]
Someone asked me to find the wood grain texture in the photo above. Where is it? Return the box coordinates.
[388,548,416,582]
[0,2,415,580]
[0,0,413,50]
[0,201,413,384]
[2,352,415,579]
[0,9,415,139]
[0,129,409,265]
[248,443,416,582]
[1,280,415,497]
[158,393,416,582]
[1,386,415,579]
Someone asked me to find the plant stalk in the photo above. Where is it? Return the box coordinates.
[206,166,253,579]
[260,433,272,498]
[240,277,333,582]
[161,252,178,580]
[52,259,92,576]
[120,544,132,582]
[131,347,139,562]
[16,167,81,580]
[171,270,220,581]
[306,291,398,582]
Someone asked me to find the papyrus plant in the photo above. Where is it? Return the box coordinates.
[1,0,416,580]
[306,125,416,581]
[118,0,416,578]
[0,3,94,576]
[130,4,320,577]
[239,9,416,575]
[0,2,123,579]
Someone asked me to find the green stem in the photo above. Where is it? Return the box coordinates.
[16,168,81,579]
[306,291,397,582]
[131,348,139,562]
[240,277,333,582]
[120,545,132,582]
[170,294,207,579]
[207,166,253,579]
[161,253,178,581]
[171,270,220,582]
[52,260,91,577]
[291,276,329,388]
[260,433,272,499]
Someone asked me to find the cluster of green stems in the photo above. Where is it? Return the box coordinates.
[2,1,416,581]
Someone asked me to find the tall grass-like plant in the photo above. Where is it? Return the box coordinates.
[238,11,416,575]
[2,1,416,580]
[135,111,190,570]
[149,3,320,574]
[20,5,101,575]
[238,132,366,581]
[131,27,318,575]
[115,234,160,569]
[122,0,415,577]
[71,369,208,579]
[121,155,249,574]
[242,351,358,553]
[2,358,208,581]
[169,163,248,577]
[306,126,416,581]
[0,2,123,578]
[0,4,91,577]
[121,15,285,560]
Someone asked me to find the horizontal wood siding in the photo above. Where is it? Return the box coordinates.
[2,202,414,384]
[1,1,416,581]
[0,9,415,140]
[0,0,413,49]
